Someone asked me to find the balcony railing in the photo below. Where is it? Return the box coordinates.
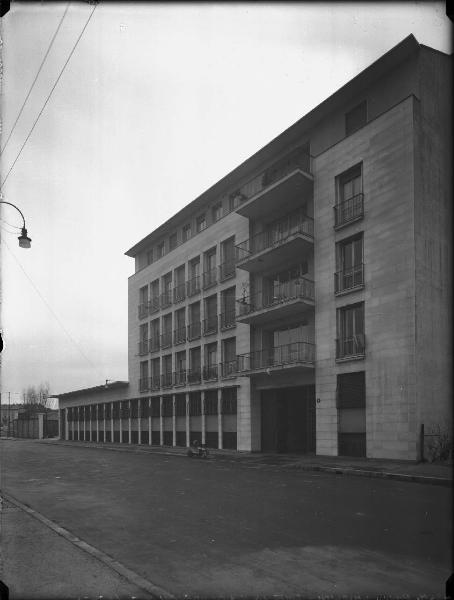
[221,360,238,378]
[237,277,315,317]
[236,215,314,262]
[174,370,187,386]
[150,376,161,391]
[149,296,160,314]
[187,275,201,297]
[237,342,315,372]
[203,316,218,336]
[334,193,364,228]
[203,268,217,289]
[138,340,149,356]
[149,337,160,353]
[188,368,202,384]
[187,321,201,340]
[161,372,173,389]
[219,261,236,281]
[220,310,236,330]
[160,331,172,349]
[160,291,172,309]
[336,335,365,359]
[203,364,218,381]
[334,264,364,294]
[139,377,150,392]
[138,303,148,319]
[174,326,187,345]
[261,149,311,188]
[173,283,186,303]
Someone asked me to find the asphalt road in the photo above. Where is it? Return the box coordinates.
[0,439,451,598]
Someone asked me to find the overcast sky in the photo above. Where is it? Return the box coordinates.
[0,1,452,402]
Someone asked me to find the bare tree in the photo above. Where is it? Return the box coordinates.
[22,382,51,409]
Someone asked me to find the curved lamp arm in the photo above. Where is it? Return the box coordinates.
[0,199,32,248]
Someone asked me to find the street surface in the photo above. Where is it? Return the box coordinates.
[0,439,451,598]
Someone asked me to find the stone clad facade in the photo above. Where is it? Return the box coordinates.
[58,36,452,461]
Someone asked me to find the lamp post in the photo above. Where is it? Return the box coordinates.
[0,198,32,248]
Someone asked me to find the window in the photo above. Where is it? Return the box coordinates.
[140,361,149,391]
[175,394,187,417]
[203,248,217,288]
[335,164,364,227]
[220,237,235,280]
[162,355,173,387]
[204,342,218,380]
[169,232,178,251]
[162,396,173,417]
[150,397,160,417]
[174,307,186,344]
[188,301,201,340]
[175,350,186,385]
[337,303,365,359]
[204,390,218,415]
[147,249,154,265]
[150,279,160,313]
[156,241,165,259]
[335,234,364,293]
[151,357,160,389]
[196,214,207,233]
[188,257,201,296]
[212,202,222,222]
[150,318,160,352]
[161,313,172,348]
[337,371,366,457]
[139,285,149,319]
[189,347,201,383]
[345,101,367,136]
[204,295,218,334]
[222,337,236,377]
[221,287,236,329]
[189,392,202,416]
[182,223,191,242]
[174,265,186,303]
[222,388,237,414]
[161,272,172,307]
[139,323,149,355]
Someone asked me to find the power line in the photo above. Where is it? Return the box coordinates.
[0,3,71,156]
[0,2,98,190]
[2,239,100,372]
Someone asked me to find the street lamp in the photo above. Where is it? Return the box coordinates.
[0,198,32,248]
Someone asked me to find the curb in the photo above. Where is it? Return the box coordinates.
[16,438,454,487]
[1,491,175,600]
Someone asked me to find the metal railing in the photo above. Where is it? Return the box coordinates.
[203,364,218,381]
[138,340,149,356]
[187,321,201,340]
[221,360,238,378]
[237,277,314,317]
[174,370,187,386]
[219,261,236,281]
[237,342,315,372]
[187,275,201,297]
[220,310,236,329]
[160,291,172,309]
[173,283,186,303]
[187,368,202,384]
[160,331,172,349]
[261,149,311,188]
[236,214,314,262]
[161,373,173,388]
[174,326,186,345]
[138,303,148,319]
[334,264,364,294]
[202,268,217,289]
[203,316,218,335]
[336,335,365,359]
[150,376,161,391]
[333,193,364,228]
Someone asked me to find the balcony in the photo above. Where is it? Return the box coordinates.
[203,316,218,336]
[139,377,150,392]
[237,342,315,375]
[203,364,218,381]
[187,275,201,297]
[219,261,236,281]
[149,337,160,353]
[174,326,187,345]
[334,264,364,295]
[161,372,173,389]
[160,331,172,349]
[160,291,172,310]
[336,335,365,361]
[138,303,148,320]
[221,360,238,379]
[174,370,187,387]
[187,321,201,341]
[236,215,314,273]
[236,151,313,221]
[334,193,364,229]
[220,310,236,330]
[149,296,160,315]
[188,368,202,385]
[203,268,217,290]
[150,376,161,391]
[138,340,149,356]
[236,277,315,325]
[173,283,186,303]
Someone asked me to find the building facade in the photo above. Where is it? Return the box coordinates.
[58,36,452,461]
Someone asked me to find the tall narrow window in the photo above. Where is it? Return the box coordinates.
[174,307,186,344]
[335,164,364,228]
[196,214,207,233]
[189,347,201,383]
[139,361,149,392]
[335,234,364,293]
[151,357,160,390]
[204,295,218,335]
[188,257,201,296]
[161,313,172,348]
[337,303,365,359]
[182,223,191,242]
[174,265,186,303]
[221,287,236,329]
[203,247,217,288]
[222,337,237,377]
[162,354,173,388]
[337,371,366,457]
[169,232,178,251]
[220,237,235,280]
[188,301,201,340]
[156,241,165,259]
[150,279,160,313]
[150,318,160,352]
[204,342,218,380]
[139,323,149,355]
[161,272,172,308]
[139,285,149,319]
[212,202,222,222]
[175,350,186,386]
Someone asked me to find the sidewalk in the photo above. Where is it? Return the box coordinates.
[36,437,453,486]
[0,494,169,600]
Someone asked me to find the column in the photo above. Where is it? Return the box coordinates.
[217,388,223,449]
[111,401,114,443]
[128,399,132,444]
[119,401,122,443]
[83,408,86,442]
[103,404,106,442]
[172,395,176,447]
[201,390,206,445]
[137,398,141,445]
[77,407,80,441]
[159,396,163,445]
[89,408,92,442]
[148,398,152,445]
[65,408,69,441]
[185,392,190,447]
[96,404,99,442]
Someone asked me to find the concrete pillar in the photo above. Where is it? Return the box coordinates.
[37,413,44,440]
[217,389,223,449]
[185,393,190,447]
[96,404,99,442]
[128,399,132,444]
[65,408,69,441]
[159,396,163,446]
[119,401,122,443]
[77,407,80,441]
[172,395,176,447]
[201,390,206,445]
[148,398,152,445]
[111,402,114,443]
[89,410,92,442]
[137,398,141,445]
[103,404,106,443]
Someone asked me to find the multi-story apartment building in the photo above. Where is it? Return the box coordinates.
[58,35,452,461]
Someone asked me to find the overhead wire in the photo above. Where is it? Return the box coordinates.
[0,2,71,156]
[0,1,98,190]
[2,239,100,373]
